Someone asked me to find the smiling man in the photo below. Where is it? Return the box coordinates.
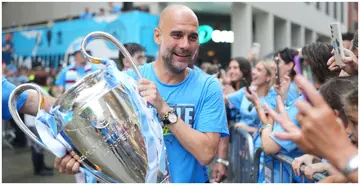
[54,4,229,183]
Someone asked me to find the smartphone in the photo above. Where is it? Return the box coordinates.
[274,56,281,85]
[242,77,251,95]
[294,55,312,103]
[330,22,345,67]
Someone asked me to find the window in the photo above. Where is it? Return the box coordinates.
[341,2,344,23]
[334,2,337,19]
[326,2,329,15]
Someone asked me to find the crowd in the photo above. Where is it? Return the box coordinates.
[2,3,358,184]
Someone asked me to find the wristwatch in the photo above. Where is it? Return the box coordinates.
[161,109,178,125]
[342,155,359,177]
[216,158,229,167]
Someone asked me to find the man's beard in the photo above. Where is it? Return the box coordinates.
[162,49,192,74]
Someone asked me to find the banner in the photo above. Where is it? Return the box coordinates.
[4,11,159,60]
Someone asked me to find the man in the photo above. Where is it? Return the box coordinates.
[54,4,229,183]
[2,77,56,120]
[2,33,13,65]
[118,43,147,71]
[54,42,100,97]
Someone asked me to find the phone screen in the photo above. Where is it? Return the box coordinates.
[294,55,312,103]
[242,78,251,94]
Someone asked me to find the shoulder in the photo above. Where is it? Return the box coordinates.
[124,62,153,80]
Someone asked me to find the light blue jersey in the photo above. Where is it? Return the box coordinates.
[126,62,229,182]
[258,95,308,183]
[2,77,28,120]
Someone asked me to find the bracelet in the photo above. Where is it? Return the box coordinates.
[259,124,273,137]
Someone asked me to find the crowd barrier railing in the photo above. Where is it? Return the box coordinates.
[231,127,328,183]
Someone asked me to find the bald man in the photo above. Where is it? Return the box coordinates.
[54,4,229,183]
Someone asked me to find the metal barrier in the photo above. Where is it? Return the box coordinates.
[231,127,328,183]
[253,147,327,183]
[230,126,256,183]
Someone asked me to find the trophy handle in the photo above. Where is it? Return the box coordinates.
[81,31,143,80]
[8,83,50,151]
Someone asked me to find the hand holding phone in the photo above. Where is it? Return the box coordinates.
[242,78,251,94]
[330,22,345,67]
[294,56,312,103]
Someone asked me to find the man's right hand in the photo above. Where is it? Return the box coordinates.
[54,151,81,174]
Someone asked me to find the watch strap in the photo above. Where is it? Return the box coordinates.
[342,155,359,177]
[216,158,229,167]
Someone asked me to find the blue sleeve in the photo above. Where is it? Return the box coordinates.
[270,103,300,153]
[195,77,229,137]
[226,88,245,110]
[55,69,67,86]
[2,77,28,120]
[265,87,278,109]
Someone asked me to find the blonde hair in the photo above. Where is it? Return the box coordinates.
[257,60,274,87]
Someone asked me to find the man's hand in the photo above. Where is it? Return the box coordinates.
[138,78,170,116]
[211,162,227,182]
[54,151,80,174]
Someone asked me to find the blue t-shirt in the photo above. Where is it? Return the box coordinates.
[80,12,93,20]
[55,63,100,86]
[2,77,28,120]
[126,62,229,183]
[2,40,13,65]
[226,88,266,128]
[267,82,301,108]
[111,5,121,13]
[266,95,306,183]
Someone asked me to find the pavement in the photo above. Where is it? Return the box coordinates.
[2,146,75,183]
[2,144,233,183]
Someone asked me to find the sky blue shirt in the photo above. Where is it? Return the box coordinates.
[126,62,229,183]
[267,82,301,108]
[80,12,93,20]
[226,88,266,128]
[2,77,28,120]
[55,63,100,86]
[111,5,121,13]
[263,95,306,183]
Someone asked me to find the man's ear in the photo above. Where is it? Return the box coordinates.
[154,28,161,45]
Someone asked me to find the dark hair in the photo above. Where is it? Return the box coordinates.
[342,32,354,41]
[118,43,146,69]
[344,78,358,108]
[352,30,358,50]
[276,47,299,79]
[230,57,252,90]
[206,64,219,75]
[319,76,357,127]
[301,42,339,85]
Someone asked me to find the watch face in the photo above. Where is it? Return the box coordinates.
[168,113,178,123]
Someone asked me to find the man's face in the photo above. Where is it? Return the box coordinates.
[155,12,199,74]
[74,52,86,66]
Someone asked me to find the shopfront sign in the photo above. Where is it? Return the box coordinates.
[198,25,234,44]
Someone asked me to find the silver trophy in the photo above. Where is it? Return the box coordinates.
[8,32,170,183]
